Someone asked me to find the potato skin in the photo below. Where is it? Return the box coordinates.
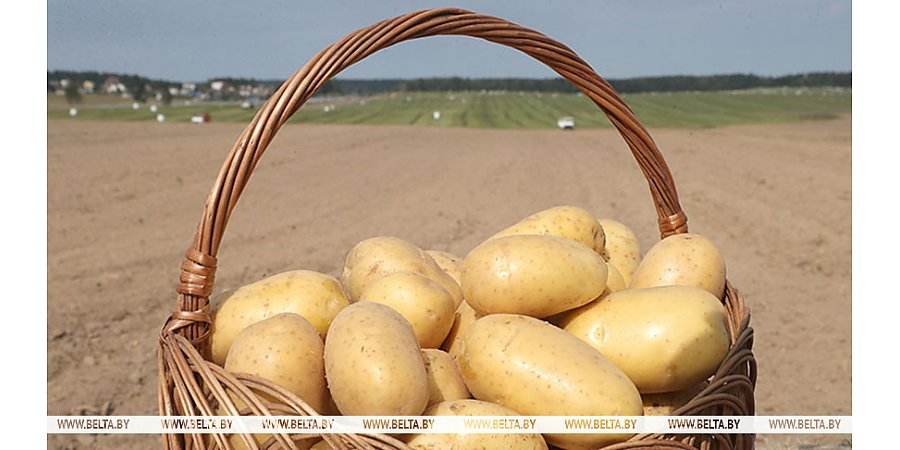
[561,286,730,394]
[462,235,608,318]
[422,349,471,407]
[406,399,548,450]
[455,314,641,449]
[630,233,726,298]
[358,272,456,348]
[342,236,463,308]
[604,264,627,294]
[490,205,605,253]
[441,301,480,356]
[425,250,464,286]
[597,219,641,285]
[544,264,625,327]
[210,270,350,364]
[324,302,429,416]
[224,313,328,412]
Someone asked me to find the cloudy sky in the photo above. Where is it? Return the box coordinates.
[47,0,851,82]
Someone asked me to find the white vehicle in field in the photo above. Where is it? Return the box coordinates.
[557,116,575,130]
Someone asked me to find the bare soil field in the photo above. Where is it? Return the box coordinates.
[47,116,851,449]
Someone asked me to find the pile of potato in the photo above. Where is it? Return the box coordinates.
[210,205,731,450]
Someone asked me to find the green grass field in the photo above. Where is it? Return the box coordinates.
[48,87,850,129]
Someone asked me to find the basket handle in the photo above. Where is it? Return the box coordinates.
[164,8,688,347]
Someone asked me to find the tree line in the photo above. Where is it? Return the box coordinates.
[48,70,850,99]
[333,72,851,95]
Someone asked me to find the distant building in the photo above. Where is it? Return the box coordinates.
[252,85,274,97]
[210,80,227,92]
[209,80,236,100]
[180,83,197,96]
[103,76,126,95]
[81,80,95,94]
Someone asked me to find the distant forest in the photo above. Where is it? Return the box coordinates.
[48,70,850,98]
[331,72,851,95]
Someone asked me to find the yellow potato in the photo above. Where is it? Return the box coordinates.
[210,270,350,364]
[224,313,328,412]
[426,250,464,285]
[324,302,429,416]
[422,349,471,407]
[630,233,726,298]
[406,399,548,450]
[561,286,730,394]
[358,272,456,348]
[604,264,627,294]
[597,219,641,285]
[490,205,605,253]
[441,301,480,357]
[455,314,642,449]
[221,313,329,450]
[462,235,608,318]
[543,265,625,327]
[642,382,708,416]
[342,236,463,308]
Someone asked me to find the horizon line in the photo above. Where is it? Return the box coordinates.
[46,69,853,85]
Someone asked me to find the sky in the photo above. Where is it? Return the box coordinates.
[47,0,851,82]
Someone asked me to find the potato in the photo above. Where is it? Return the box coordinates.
[455,314,641,449]
[342,236,463,308]
[490,205,605,253]
[544,264,625,327]
[221,313,328,450]
[210,270,350,364]
[422,349,471,407]
[224,313,329,412]
[604,264,627,294]
[597,219,641,285]
[642,382,708,416]
[406,399,547,450]
[462,235,608,318]
[324,302,429,416]
[358,272,456,348]
[441,301,480,356]
[630,233,726,298]
[561,286,730,394]
[426,250,463,285]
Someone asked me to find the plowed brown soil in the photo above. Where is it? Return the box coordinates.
[47,116,851,449]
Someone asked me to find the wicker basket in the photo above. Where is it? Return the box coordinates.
[157,8,756,450]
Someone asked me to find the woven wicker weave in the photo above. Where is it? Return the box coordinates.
[157,8,756,450]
